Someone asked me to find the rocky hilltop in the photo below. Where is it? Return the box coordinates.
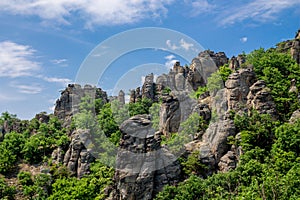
[0,29,299,200]
[46,31,300,199]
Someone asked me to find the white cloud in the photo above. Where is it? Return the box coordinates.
[219,0,300,26]
[240,37,248,43]
[0,41,40,78]
[42,76,72,85]
[165,54,176,60]
[0,0,174,27]
[180,39,194,50]
[186,0,215,16]
[164,54,178,69]
[166,40,179,50]
[51,58,67,65]
[13,84,43,94]
[166,39,196,51]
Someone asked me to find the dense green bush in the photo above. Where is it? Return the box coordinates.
[48,162,113,200]
[247,48,300,120]
[0,178,16,199]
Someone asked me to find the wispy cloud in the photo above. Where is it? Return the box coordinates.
[185,0,215,16]
[166,40,179,50]
[0,0,174,27]
[0,41,40,78]
[180,39,194,51]
[12,84,43,94]
[51,58,68,66]
[219,0,300,26]
[42,76,72,85]
[0,94,23,102]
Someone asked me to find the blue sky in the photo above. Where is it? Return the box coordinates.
[0,0,299,119]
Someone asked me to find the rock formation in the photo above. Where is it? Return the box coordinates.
[118,90,125,105]
[50,46,281,198]
[229,54,246,70]
[247,80,277,118]
[110,115,181,200]
[142,73,156,101]
[52,129,94,178]
[225,68,256,112]
[276,30,300,64]
[54,84,108,127]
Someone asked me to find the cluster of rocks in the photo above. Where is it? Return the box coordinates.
[54,84,108,127]
[276,29,300,64]
[229,54,246,70]
[50,40,300,198]
[130,51,227,103]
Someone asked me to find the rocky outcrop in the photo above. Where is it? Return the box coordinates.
[54,84,108,127]
[185,67,277,174]
[131,51,226,102]
[142,73,156,101]
[52,129,94,178]
[130,87,142,103]
[111,115,181,200]
[159,95,180,136]
[198,50,228,69]
[247,80,277,118]
[276,30,300,64]
[35,112,50,124]
[291,39,300,64]
[118,90,125,105]
[225,68,256,112]
[0,118,28,136]
[218,151,237,172]
[229,55,246,70]
[289,109,300,124]
[188,51,227,90]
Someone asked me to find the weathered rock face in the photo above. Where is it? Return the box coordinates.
[118,90,125,105]
[159,96,180,136]
[225,68,256,112]
[229,55,246,70]
[54,84,108,127]
[35,112,50,124]
[247,80,277,118]
[111,115,181,200]
[0,119,28,136]
[291,39,300,64]
[218,151,237,172]
[186,67,277,174]
[198,50,228,69]
[289,109,300,124]
[142,73,156,101]
[277,30,300,64]
[189,51,227,90]
[133,51,226,101]
[52,129,94,178]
